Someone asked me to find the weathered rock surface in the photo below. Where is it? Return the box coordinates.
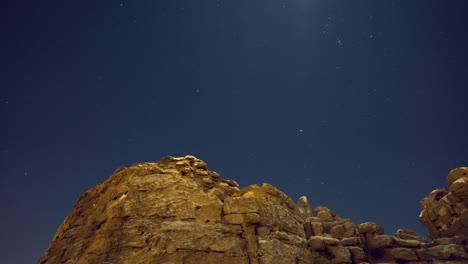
[37,156,468,264]
[419,167,468,240]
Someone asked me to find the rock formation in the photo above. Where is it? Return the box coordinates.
[37,156,468,264]
[419,167,468,240]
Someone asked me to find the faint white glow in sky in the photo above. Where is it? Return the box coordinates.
[336,35,343,46]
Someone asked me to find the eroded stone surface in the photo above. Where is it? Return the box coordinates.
[37,157,468,264]
[419,167,468,239]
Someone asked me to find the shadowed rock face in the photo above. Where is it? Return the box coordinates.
[37,156,468,264]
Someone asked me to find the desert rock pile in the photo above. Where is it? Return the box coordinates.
[37,156,468,264]
[419,167,468,240]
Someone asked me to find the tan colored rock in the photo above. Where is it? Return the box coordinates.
[419,167,468,239]
[433,235,468,246]
[451,176,468,198]
[223,212,260,224]
[347,246,367,263]
[223,213,244,224]
[309,236,325,250]
[394,229,428,242]
[36,156,468,264]
[223,196,259,214]
[342,220,357,237]
[357,222,384,235]
[311,221,324,236]
[322,236,340,246]
[392,237,421,247]
[327,245,351,264]
[367,234,394,248]
[341,237,359,246]
[415,247,432,261]
[315,206,338,221]
[256,226,270,236]
[446,167,467,188]
[330,224,346,239]
[303,222,313,238]
[242,224,257,261]
[391,247,418,261]
[296,196,313,218]
[38,156,249,264]
[257,234,314,264]
[239,183,306,238]
[427,244,467,260]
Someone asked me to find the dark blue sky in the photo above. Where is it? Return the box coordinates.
[2,1,468,263]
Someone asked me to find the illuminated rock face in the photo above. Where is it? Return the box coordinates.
[419,167,468,239]
[37,156,467,264]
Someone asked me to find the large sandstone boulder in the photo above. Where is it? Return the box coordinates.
[37,156,468,264]
[419,167,468,239]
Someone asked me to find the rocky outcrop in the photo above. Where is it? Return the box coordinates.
[37,156,468,264]
[419,167,468,240]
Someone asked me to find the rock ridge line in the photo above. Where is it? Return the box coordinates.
[37,155,468,264]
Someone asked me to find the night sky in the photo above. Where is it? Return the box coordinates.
[2,1,468,263]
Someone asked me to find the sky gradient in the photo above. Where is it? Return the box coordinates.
[2,1,468,263]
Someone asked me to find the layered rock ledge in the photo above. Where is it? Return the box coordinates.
[37,156,468,264]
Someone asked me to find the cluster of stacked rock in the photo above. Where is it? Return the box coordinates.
[37,156,468,264]
[303,206,467,263]
[419,167,468,239]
